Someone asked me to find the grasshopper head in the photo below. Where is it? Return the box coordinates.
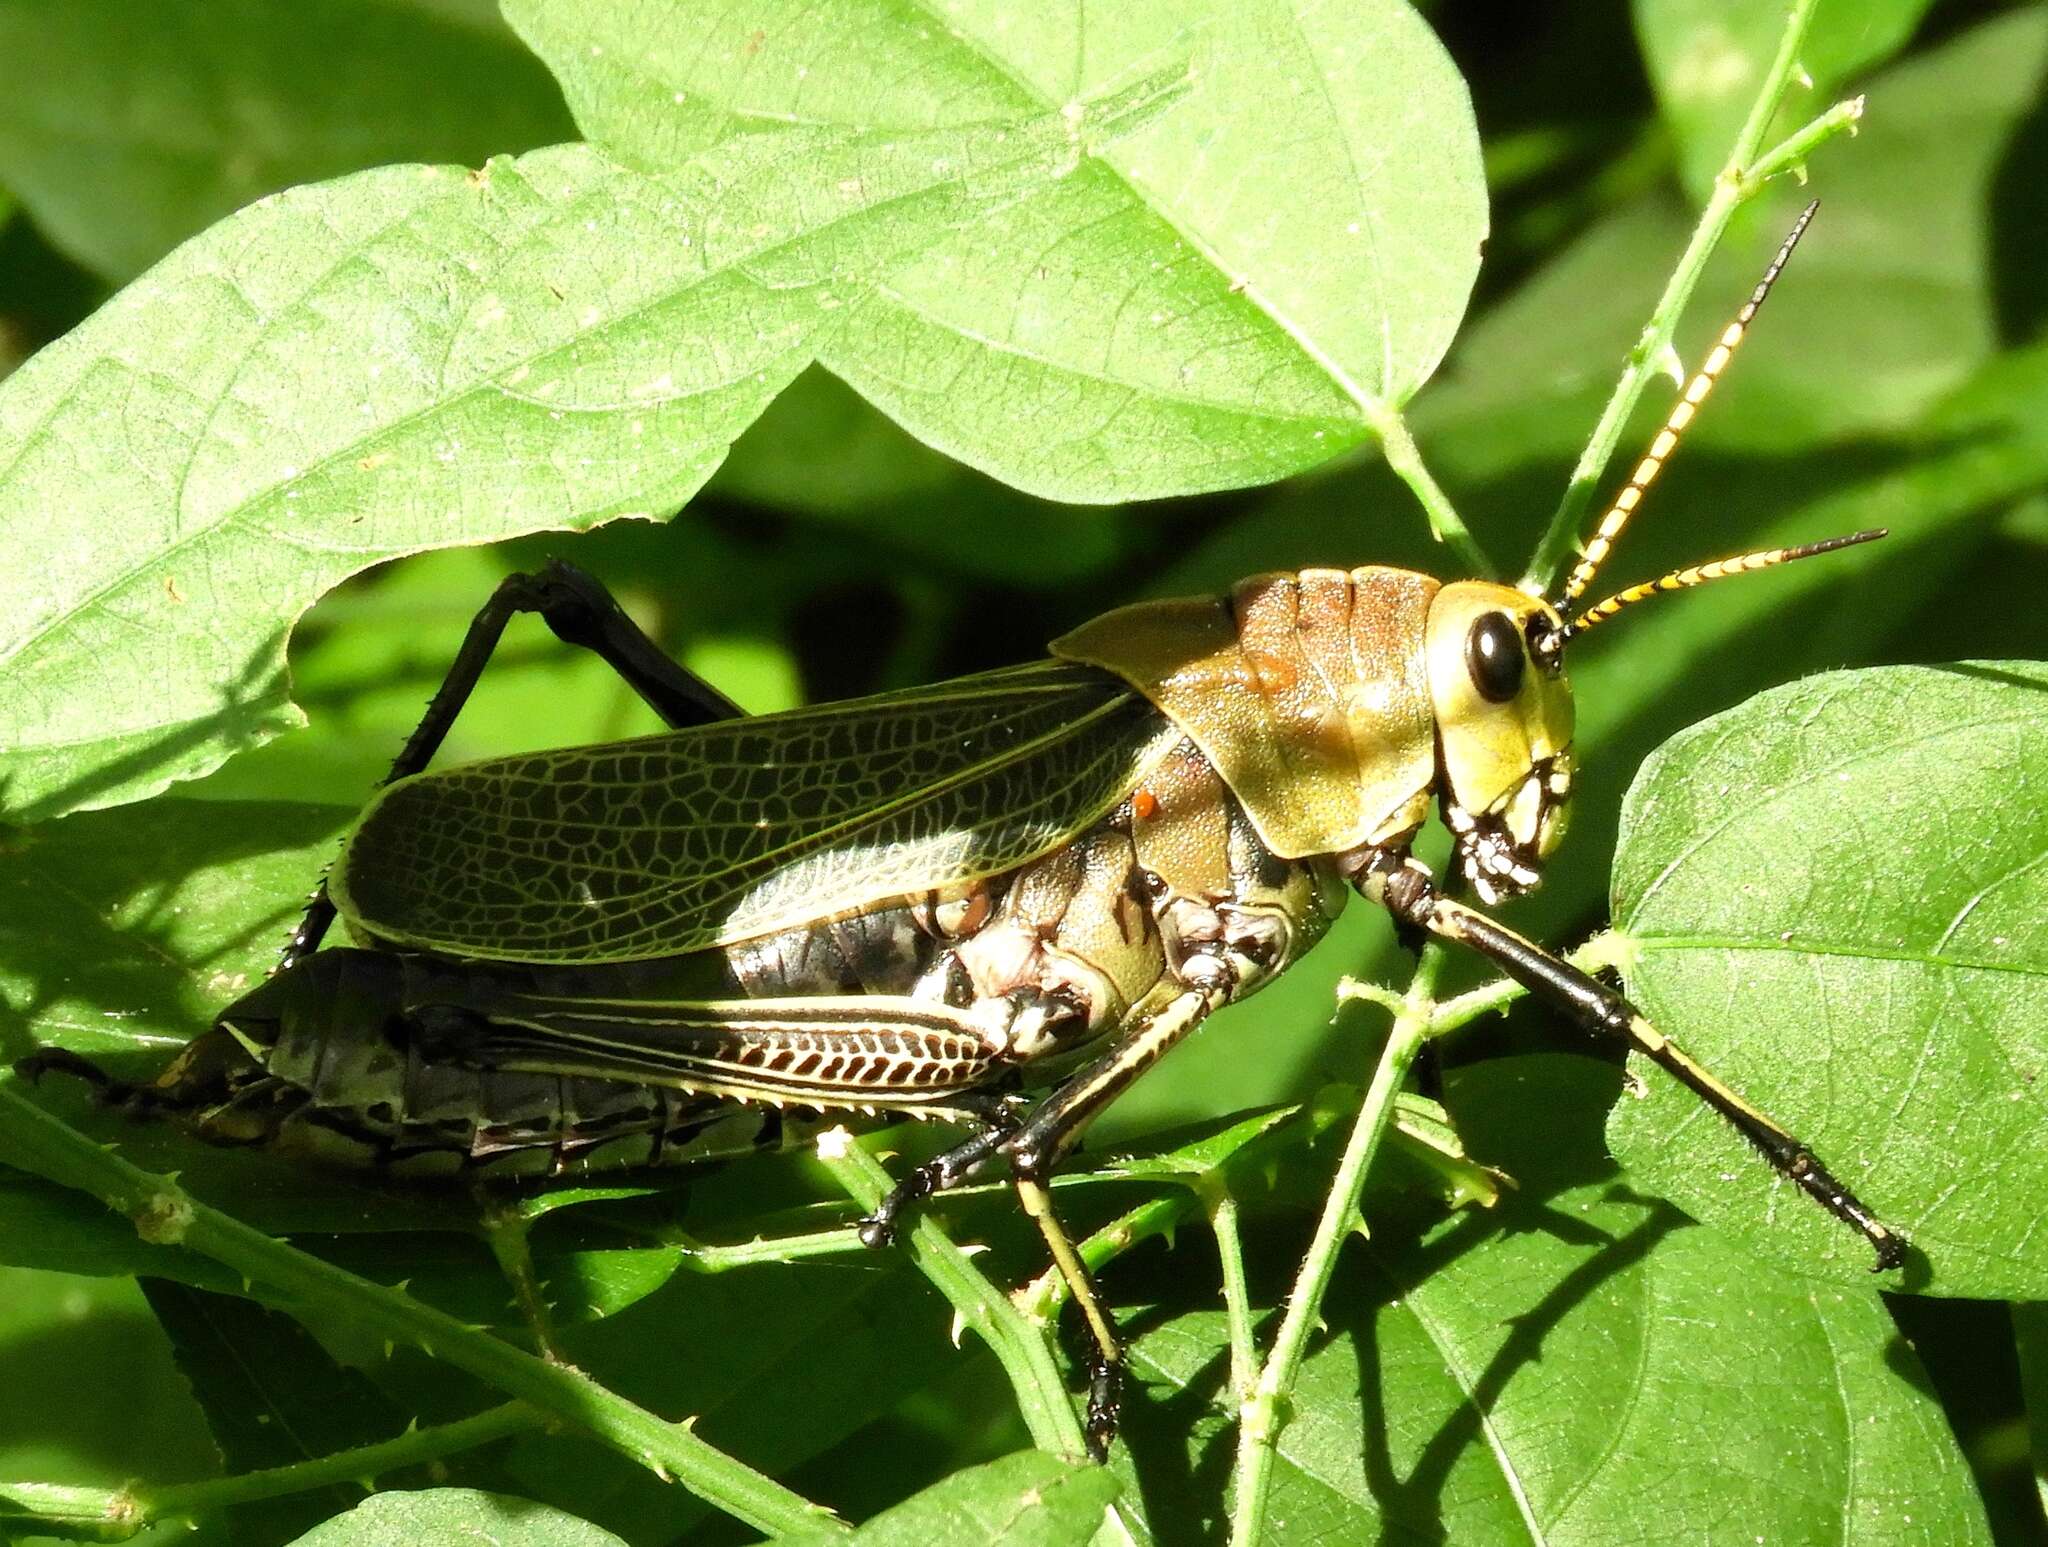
[1424,581,1574,903]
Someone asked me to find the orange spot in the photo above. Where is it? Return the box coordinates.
[1243,649,1297,694]
[1132,789,1159,822]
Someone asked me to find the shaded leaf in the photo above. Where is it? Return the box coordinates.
[510,0,1486,500]
[1609,664,2048,1296]
[2016,1303,2048,1524]
[143,1280,409,1543]
[1633,0,1938,202]
[0,1266,223,1509]
[1425,8,2048,469]
[0,0,574,280]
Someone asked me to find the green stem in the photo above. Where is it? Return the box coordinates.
[0,1083,841,1540]
[1,1404,542,1541]
[1366,403,1493,578]
[1741,94,1864,194]
[476,1199,564,1360]
[1520,0,1845,593]
[669,1225,868,1272]
[1229,944,1447,1547]
[1205,1186,1259,1405]
[816,1131,1089,1459]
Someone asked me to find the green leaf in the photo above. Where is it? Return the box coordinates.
[766,1450,1116,1546]
[0,96,1172,821]
[508,0,1487,500]
[142,1280,410,1543]
[1124,1056,1991,1544]
[0,1266,223,1509]
[0,0,575,281]
[1633,0,1938,203]
[0,798,348,1066]
[1609,664,2048,1297]
[287,1488,628,1547]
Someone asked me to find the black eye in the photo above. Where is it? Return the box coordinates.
[1465,612,1526,703]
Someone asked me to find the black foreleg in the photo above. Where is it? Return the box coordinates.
[1370,857,1904,1271]
[282,560,743,968]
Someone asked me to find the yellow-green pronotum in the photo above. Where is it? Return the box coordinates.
[22,203,1901,1459]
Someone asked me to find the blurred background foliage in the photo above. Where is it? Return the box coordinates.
[0,1,2044,1542]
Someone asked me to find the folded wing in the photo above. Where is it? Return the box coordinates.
[332,660,1172,964]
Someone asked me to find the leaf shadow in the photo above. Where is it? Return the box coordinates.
[0,797,343,1069]
[1920,660,2048,695]
[0,623,295,828]
[1349,1186,1688,1546]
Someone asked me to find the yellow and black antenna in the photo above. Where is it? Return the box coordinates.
[1547,200,1887,645]
[1560,528,1886,641]
[1557,200,1819,611]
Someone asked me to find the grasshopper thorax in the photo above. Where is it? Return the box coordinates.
[1053,567,1576,905]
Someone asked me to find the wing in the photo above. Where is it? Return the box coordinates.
[331,659,1176,964]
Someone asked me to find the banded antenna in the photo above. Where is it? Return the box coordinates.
[1558,200,1819,609]
[1560,528,1886,641]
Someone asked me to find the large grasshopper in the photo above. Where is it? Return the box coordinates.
[24,207,1903,1457]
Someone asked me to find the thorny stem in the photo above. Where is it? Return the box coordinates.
[476,1198,565,1361]
[0,1082,842,1541]
[0,1404,541,1541]
[668,1224,868,1272]
[1229,943,1448,1547]
[815,1131,1090,1460]
[1204,1183,1259,1404]
[1521,0,1859,593]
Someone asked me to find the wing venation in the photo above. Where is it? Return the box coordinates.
[332,660,1172,963]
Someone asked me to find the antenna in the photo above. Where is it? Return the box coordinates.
[1558,200,1819,607]
[1561,529,1886,641]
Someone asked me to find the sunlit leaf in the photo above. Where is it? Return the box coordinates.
[509,0,1487,500]
[766,1449,1116,1546]
[0,89,1179,821]
[1122,1057,1991,1545]
[1609,664,2048,1297]
[287,1488,627,1547]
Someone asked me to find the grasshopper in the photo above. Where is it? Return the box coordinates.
[22,205,1902,1458]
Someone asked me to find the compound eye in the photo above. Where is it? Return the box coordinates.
[1465,612,1526,704]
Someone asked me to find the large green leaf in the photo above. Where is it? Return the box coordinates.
[1633,0,1939,203]
[0,0,574,280]
[767,1449,1116,1546]
[287,1488,627,1547]
[1608,664,2048,1297]
[508,0,1486,500]
[1122,1056,1990,1544]
[0,88,1179,822]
